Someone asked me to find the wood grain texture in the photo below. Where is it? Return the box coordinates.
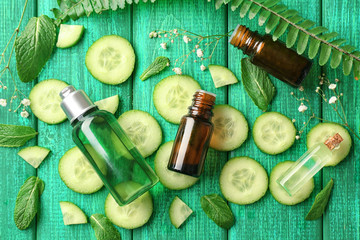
[322,0,360,239]
[0,0,37,239]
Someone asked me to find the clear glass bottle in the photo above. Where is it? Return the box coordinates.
[277,133,343,196]
[167,90,216,177]
[229,24,312,87]
[60,86,158,205]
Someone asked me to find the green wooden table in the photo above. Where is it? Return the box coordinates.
[1,0,359,239]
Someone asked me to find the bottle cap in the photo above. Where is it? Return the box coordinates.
[59,85,96,123]
[324,133,343,150]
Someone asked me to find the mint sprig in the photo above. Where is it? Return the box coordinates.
[0,124,37,147]
[90,213,121,240]
[140,56,170,81]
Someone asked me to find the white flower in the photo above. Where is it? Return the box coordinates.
[172,67,182,75]
[195,44,199,49]
[149,32,154,38]
[298,86,304,91]
[21,98,31,106]
[196,49,204,58]
[329,96,337,104]
[183,35,191,44]
[295,135,300,140]
[315,86,320,92]
[328,84,337,90]
[20,110,29,118]
[298,103,308,113]
[171,39,174,43]
[164,34,168,37]
[160,42,167,49]
[200,65,206,71]
[3,86,7,90]
[0,99,7,107]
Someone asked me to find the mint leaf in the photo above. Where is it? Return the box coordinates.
[0,124,37,147]
[241,58,276,111]
[140,56,170,81]
[305,178,334,220]
[200,194,235,229]
[90,213,121,240]
[14,176,45,230]
[15,15,56,83]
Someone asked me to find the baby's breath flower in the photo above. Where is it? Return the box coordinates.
[149,31,154,38]
[298,103,308,113]
[0,99,7,107]
[315,86,320,93]
[3,86,7,90]
[329,96,337,104]
[164,34,168,37]
[172,67,182,75]
[319,80,324,85]
[153,32,158,38]
[160,42,167,50]
[173,29,178,34]
[195,44,199,49]
[200,65,206,71]
[21,98,31,106]
[298,86,304,91]
[20,110,29,118]
[183,36,191,44]
[340,93,343,96]
[295,135,300,140]
[292,119,296,123]
[335,78,339,82]
[196,49,204,58]
[328,83,337,90]
[171,39,174,43]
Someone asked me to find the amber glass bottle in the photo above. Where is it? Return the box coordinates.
[167,90,216,177]
[229,25,312,87]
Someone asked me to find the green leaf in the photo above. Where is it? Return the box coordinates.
[272,20,289,40]
[200,194,234,229]
[14,176,45,230]
[241,58,276,111]
[0,124,38,148]
[239,0,252,18]
[305,179,334,220]
[265,14,280,33]
[352,52,360,80]
[215,0,224,10]
[286,26,299,48]
[342,45,357,76]
[15,15,56,83]
[319,44,332,66]
[231,0,244,11]
[90,214,121,240]
[140,56,170,81]
[248,0,267,19]
[296,32,310,54]
[258,3,285,26]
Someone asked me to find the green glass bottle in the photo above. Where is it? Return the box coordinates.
[60,86,158,206]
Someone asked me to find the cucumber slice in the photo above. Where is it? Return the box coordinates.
[95,95,119,114]
[169,196,193,228]
[220,157,268,205]
[210,105,248,151]
[117,110,162,157]
[153,75,201,124]
[208,65,239,88]
[59,201,87,225]
[17,146,50,168]
[56,24,85,49]
[85,35,135,85]
[154,141,198,190]
[307,123,352,166]
[270,161,314,205]
[58,147,104,194]
[253,112,296,155]
[105,181,153,229]
[29,79,69,124]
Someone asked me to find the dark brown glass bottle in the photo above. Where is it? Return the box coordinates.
[167,90,216,177]
[229,24,312,87]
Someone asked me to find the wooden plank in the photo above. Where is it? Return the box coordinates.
[227,0,322,238]
[322,0,360,239]
[0,0,37,239]
[35,2,133,240]
[132,0,228,239]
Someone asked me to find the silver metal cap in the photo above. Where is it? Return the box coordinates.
[60,85,96,123]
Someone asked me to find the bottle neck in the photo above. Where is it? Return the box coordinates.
[188,90,216,121]
[71,106,99,127]
[229,25,264,57]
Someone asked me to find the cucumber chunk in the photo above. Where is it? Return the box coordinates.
[85,35,135,85]
[118,110,162,157]
[105,181,153,229]
[220,157,268,205]
[56,24,85,49]
[154,141,198,190]
[210,105,248,151]
[58,147,105,194]
[17,146,50,168]
[169,196,193,228]
[153,75,201,124]
[95,95,119,114]
[307,123,351,166]
[208,65,239,88]
[59,201,87,225]
[29,79,69,124]
[253,112,296,155]
[270,161,314,205]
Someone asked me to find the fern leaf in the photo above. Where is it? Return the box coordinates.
[353,51,360,80]
[215,0,224,10]
[342,45,357,75]
[248,0,266,19]
[224,0,232,4]
[240,0,252,18]
[231,0,244,11]
[265,14,280,33]
[318,37,343,66]
[329,39,347,68]
[258,3,285,26]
